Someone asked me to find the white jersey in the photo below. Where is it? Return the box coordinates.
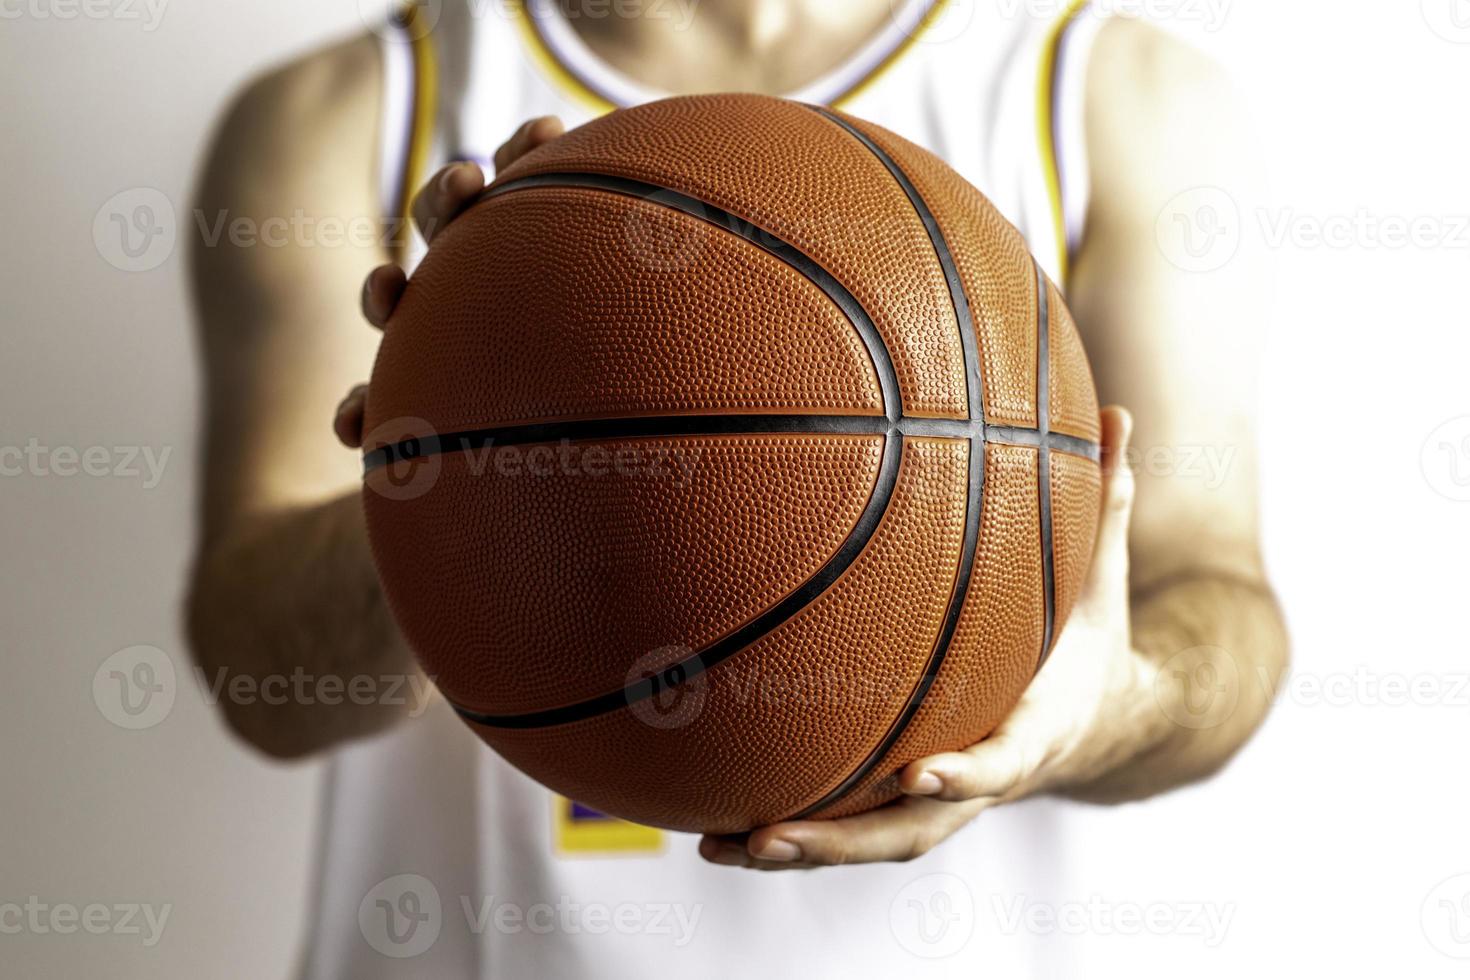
[308,2,1104,977]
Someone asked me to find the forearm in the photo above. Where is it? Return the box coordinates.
[186,493,418,759]
[1067,570,1290,803]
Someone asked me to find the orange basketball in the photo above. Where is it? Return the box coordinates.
[362,94,1101,834]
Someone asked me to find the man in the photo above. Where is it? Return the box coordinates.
[189,1,1287,974]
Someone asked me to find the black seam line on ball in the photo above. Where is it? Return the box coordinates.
[450,434,904,731]
[360,416,1100,472]
[1035,260,1058,673]
[806,106,984,422]
[788,433,985,820]
[985,426,1100,463]
[480,172,901,424]
[788,106,987,820]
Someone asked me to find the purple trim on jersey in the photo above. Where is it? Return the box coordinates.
[569,802,609,821]
[1052,3,1092,255]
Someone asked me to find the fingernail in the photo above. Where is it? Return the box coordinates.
[911,771,943,795]
[753,839,802,862]
[438,164,463,194]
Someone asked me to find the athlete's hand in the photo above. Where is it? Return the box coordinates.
[700,407,1162,870]
[334,116,566,448]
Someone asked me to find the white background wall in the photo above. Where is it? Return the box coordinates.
[2,1,1468,977]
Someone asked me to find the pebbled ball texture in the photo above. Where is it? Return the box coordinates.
[363,94,1102,834]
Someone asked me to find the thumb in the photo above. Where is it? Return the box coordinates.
[1080,406,1136,606]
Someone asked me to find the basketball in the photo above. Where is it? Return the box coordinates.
[361,93,1102,834]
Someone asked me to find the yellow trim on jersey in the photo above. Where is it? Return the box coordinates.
[829,0,952,108]
[507,0,948,114]
[1036,0,1090,284]
[395,3,439,263]
[512,0,618,114]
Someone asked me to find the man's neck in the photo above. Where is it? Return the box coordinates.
[561,0,902,95]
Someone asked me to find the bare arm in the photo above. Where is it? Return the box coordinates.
[186,37,412,759]
[1064,17,1289,799]
[187,41,562,760]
